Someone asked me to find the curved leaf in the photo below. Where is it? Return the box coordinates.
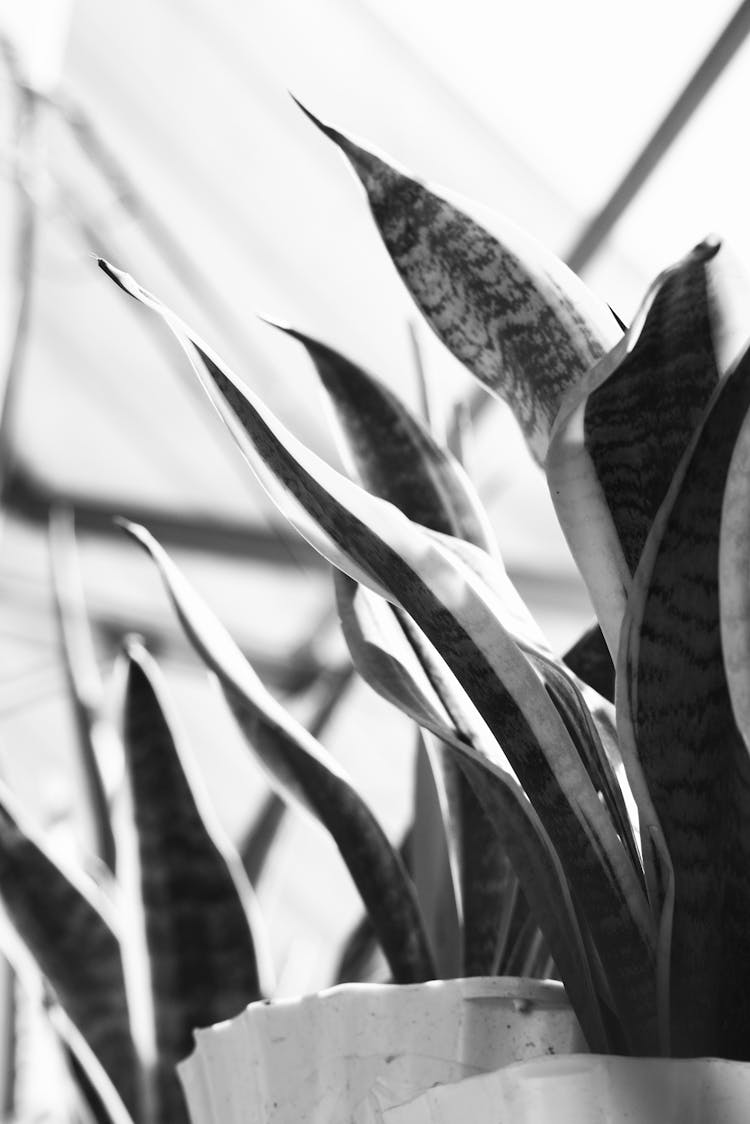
[619,344,750,1058]
[292,101,621,462]
[120,639,267,1122]
[270,323,495,550]
[0,786,139,1116]
[100,265,656,1051]
[548,238,750,658]
[118,525,435,986]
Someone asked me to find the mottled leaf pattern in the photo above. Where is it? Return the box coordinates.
[100,264,657,1052]
[0,787,139,1116]
[119,525,435,986]
[620,345,750,1058]
[293,101,621,461]
[548,239,750,656]
[121,640,266,1122]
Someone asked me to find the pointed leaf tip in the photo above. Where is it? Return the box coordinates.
[289,94,343,145]
[256,313,292,334]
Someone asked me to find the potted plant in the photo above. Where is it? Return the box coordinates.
[3,94,750,1122]
[91,101,750,1119]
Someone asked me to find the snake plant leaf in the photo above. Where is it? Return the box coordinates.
[47,1000,137,1124]
[0,785,139,1116]
[99,266,660,1052]
[337,571,516,978]
[619,344,750,1059]
[118,525,435,987]
[334,569,467,748]
[239,665,353,884]
[563,623,614,702]
[548,238,750,659]
[411,735,462,978]
[120,639,268,1123]
[454,772,517,977]
[49,508,118,873]
[531,654,641,880]
[269,323,495,550]
[292,100,622,463]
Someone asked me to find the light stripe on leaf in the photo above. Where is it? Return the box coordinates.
[619,344,750,1058]
[548,238,750,659]
[118,525,435,986]
[120,640,267,1123]
[0,786,139,1116]
[292,101,621,462]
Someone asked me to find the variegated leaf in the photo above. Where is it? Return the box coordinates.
[548,238,750,659]
[0,786,139,1116]
[120,640,267,1122]
[293,101,621,462]
[100,263,656,1051]
[619,343,750,1058]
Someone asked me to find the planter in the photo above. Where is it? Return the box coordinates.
[178,976,584,1124]
[384,1054,750,1123]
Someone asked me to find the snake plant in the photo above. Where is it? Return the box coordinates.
[99,100,750,1064]
[2,95,750,1124]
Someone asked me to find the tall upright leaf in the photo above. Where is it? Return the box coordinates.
[0,785,139,1116]
[100,263,656,1052]
[548,238,750,657]
[120,639,267,1123]
[619,344,750,1057]
[291,101,621,462]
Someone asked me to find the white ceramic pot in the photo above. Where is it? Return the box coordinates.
[178,976,584,1124]
[384,1053,750,1123]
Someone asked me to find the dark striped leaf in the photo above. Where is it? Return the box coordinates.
[271,323,495,550]
[0,785,139,1116]
[47,998,137,1124]
[619,344,750,1058]
[99,263,656,1051]
[548,238,750,657]
[293,101,621,463]
[453,765,516,977]
[120,639,267,1122]
[288,325,508,979]
[118,524,435,986]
